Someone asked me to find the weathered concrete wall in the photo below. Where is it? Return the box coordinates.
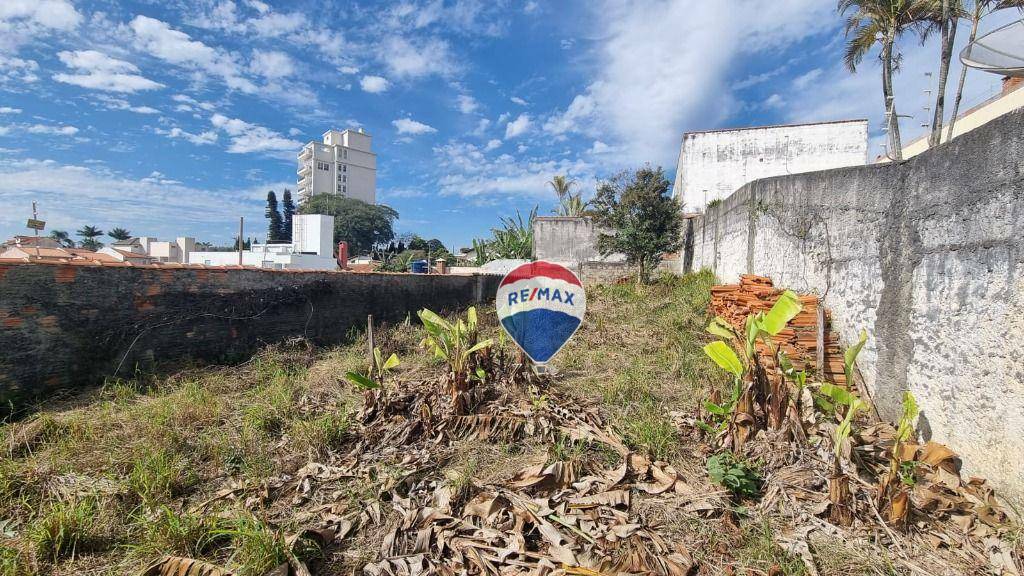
[672,120,869,212]
[533,217,626,265]
[0,263,499,409]
[683,107,1024,508]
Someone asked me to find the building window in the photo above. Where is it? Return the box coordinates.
[343,150,348,159]
[317,161,330,170]
[342,175,347,183]
[342,185,347,193]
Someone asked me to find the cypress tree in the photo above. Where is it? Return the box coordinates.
[265,191,283,242]
[281,189,295,242]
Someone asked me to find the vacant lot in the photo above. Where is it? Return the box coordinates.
[1,271,1015,575]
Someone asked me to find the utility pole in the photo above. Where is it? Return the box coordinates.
[238,217,244,266]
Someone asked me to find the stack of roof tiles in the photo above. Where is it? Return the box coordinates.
[709,274,849,388]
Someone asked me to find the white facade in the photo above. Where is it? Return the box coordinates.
[188,214,337,271]
[297,129,376,205]
[104,236,196,263]
[672,120,869,211]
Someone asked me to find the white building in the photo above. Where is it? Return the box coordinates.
[672,119,869,211]
[100,236,196,264]
[297,129,376,205]
[189,214,337,271]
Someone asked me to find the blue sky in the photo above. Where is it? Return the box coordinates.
[0,0,1016,250]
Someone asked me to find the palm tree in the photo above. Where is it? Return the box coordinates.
[108,227,131,241]
[923,0,966,147]
[547,174,589,217]
[839,0,932,161]
[547,175,576,204]
[946,0,1024,140]
[49,230,74,248]
[76,225,104,251]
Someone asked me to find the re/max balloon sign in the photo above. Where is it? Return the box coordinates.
[496,261,586,365]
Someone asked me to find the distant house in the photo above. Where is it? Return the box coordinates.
[0,245,118,263]
[1,236,62,249]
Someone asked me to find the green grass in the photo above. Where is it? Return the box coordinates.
[29,497,105,562]
[135,506,225,558]
[215,515,320,576]
[734,520,808,576]
[290,412,351,455]
[127,446,197,507]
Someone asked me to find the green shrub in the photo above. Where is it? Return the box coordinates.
[30,497,103,562]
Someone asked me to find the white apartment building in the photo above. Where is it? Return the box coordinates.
[672,119,869,212]
[100,236,197,263]
[297,129,376,205]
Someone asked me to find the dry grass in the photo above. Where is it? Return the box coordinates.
[0,271,905,575]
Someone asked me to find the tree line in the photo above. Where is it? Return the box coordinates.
[48,226,132,250]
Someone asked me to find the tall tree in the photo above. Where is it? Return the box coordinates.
[590,166,683,285]
[548,175,589,217]
[50,230,74,248]
[281,189,296,242]
[108,227,132,241]
[924,0,964,146]
[301,195,398,254]
[76,225,104,251]
[839,0,931,161]
[265,191,284,243]
[947,0,1024,140]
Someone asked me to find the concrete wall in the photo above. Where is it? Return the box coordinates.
[0,263,499,410]
[682,106,1024,508]
[532,217,632,283]
[672,120,868,212]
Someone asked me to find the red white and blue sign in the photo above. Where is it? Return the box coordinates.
[496,261,586,364]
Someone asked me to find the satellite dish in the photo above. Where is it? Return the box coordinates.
[960,19,1024,77]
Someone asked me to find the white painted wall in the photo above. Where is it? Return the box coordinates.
[672,120,869,212]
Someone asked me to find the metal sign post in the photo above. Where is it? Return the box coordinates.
[27,202,45,258]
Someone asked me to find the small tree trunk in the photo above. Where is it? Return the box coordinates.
[947,9,981,141]
[829,457,854,526]
[882,36,903,161]
[930,0,957,147]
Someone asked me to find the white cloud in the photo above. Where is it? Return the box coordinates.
[25,124,78,135]
[456,94,479,114]
[0,107,20,114]
[0,157,281,245]
[249,12,305,37]
[130,15,256,93]
[432,140,595,198]
[381,36,456,79]
[510,96,528,106]
[53,50,164,93]
[0,0,81,52]
[792,68,823,91]
[484,138,502,151]
[392,117,437,136]
[210,113,302,154]
[171,94,217,112]
[0,55,39,85]
[155,126,218,146]
[590,140,610,154]
[360,75,389,93]
[764,93,785,109]
[339,66,359,74]
[504,113,532,139]
[96,96,159,114]
[546,0,836,165]
[524,2,539,14]
[250,49,295,79]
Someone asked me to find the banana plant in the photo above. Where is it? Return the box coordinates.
[344,347,400,390]
[418,307,493,409]
[702,290,803,442]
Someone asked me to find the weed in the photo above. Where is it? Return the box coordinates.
[29,497,103,562]
[734,519,807,575]
[216,515,318,576]
[549,434,588,464]
[137,506,224,557]
[290,412,350,455]
[620,404,678,461]
[0,544,29,576]
[127,447,195,506]
[707,452,761,498]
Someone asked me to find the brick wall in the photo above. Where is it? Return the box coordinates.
[0,263,499,410]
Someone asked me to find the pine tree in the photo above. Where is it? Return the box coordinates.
[265,191,284,242]
[281,189,296,242]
